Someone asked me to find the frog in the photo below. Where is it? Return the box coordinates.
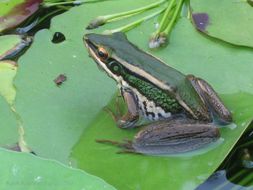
[83,32,232,155]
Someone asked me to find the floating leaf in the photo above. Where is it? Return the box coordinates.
[0,0,42,33]
[0,60,17,105]
[14,29,115,162]
[0,148,116,190]
[0,95,18,147]
[190,0,253,47]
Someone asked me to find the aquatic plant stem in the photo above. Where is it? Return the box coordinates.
[163,0,184,36]
[154,0,177,36]
[42,0,84,7]
[149,0,184,48]
[87,0,166,29]
[235,171,253,187]
[42,0,110,7]
[103,8,165,34]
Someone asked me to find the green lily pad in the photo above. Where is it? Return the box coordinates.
[0,60,17,105]
[0,0,42,33]
[0,35,32,60]
[190,0,253,47]
[13,0,253,190]
[0,95,18,147]
[0,61,19,149]
[0,148,116,190]
[14,25,115,162]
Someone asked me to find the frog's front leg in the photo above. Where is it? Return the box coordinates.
[97,118,220,154]
[108,88,139,129]
[187,75,232,123]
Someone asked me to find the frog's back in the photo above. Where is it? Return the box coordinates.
[87,32,209,119]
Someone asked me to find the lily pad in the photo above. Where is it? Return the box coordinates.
[0,95,18,147]
[0,148,116,190]
[0,0,42,33]
[14,26,115,162]
[13,0,253,190]
[190,0,253,47]
[0,60,17,105]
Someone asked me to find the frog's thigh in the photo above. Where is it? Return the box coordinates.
[121,88,139,116]
[132,118,220,154]
[186,75,232,123]
[117,88,139,129]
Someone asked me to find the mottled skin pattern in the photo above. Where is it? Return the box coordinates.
[126,74,183,115]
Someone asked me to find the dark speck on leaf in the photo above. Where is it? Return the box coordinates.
[54,74,67,86]
[192,13,209,32]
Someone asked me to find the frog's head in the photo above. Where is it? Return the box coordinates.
[84,32,134,83]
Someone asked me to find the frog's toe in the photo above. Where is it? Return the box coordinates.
[116,117,138,129]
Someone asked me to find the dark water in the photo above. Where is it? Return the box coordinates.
[197,121,253,190]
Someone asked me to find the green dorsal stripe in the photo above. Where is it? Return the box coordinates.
[122,68,183,114]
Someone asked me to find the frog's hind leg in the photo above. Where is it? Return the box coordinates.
[104,88,140,129]
[187,75,232,123]
[96,118,220,155]
[132,118,220,154]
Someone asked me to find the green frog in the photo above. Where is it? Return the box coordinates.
[84,32,232,155]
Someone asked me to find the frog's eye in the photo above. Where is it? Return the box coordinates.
[97,47,108,60]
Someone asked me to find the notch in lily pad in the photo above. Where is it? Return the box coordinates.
[51,32,66,43]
